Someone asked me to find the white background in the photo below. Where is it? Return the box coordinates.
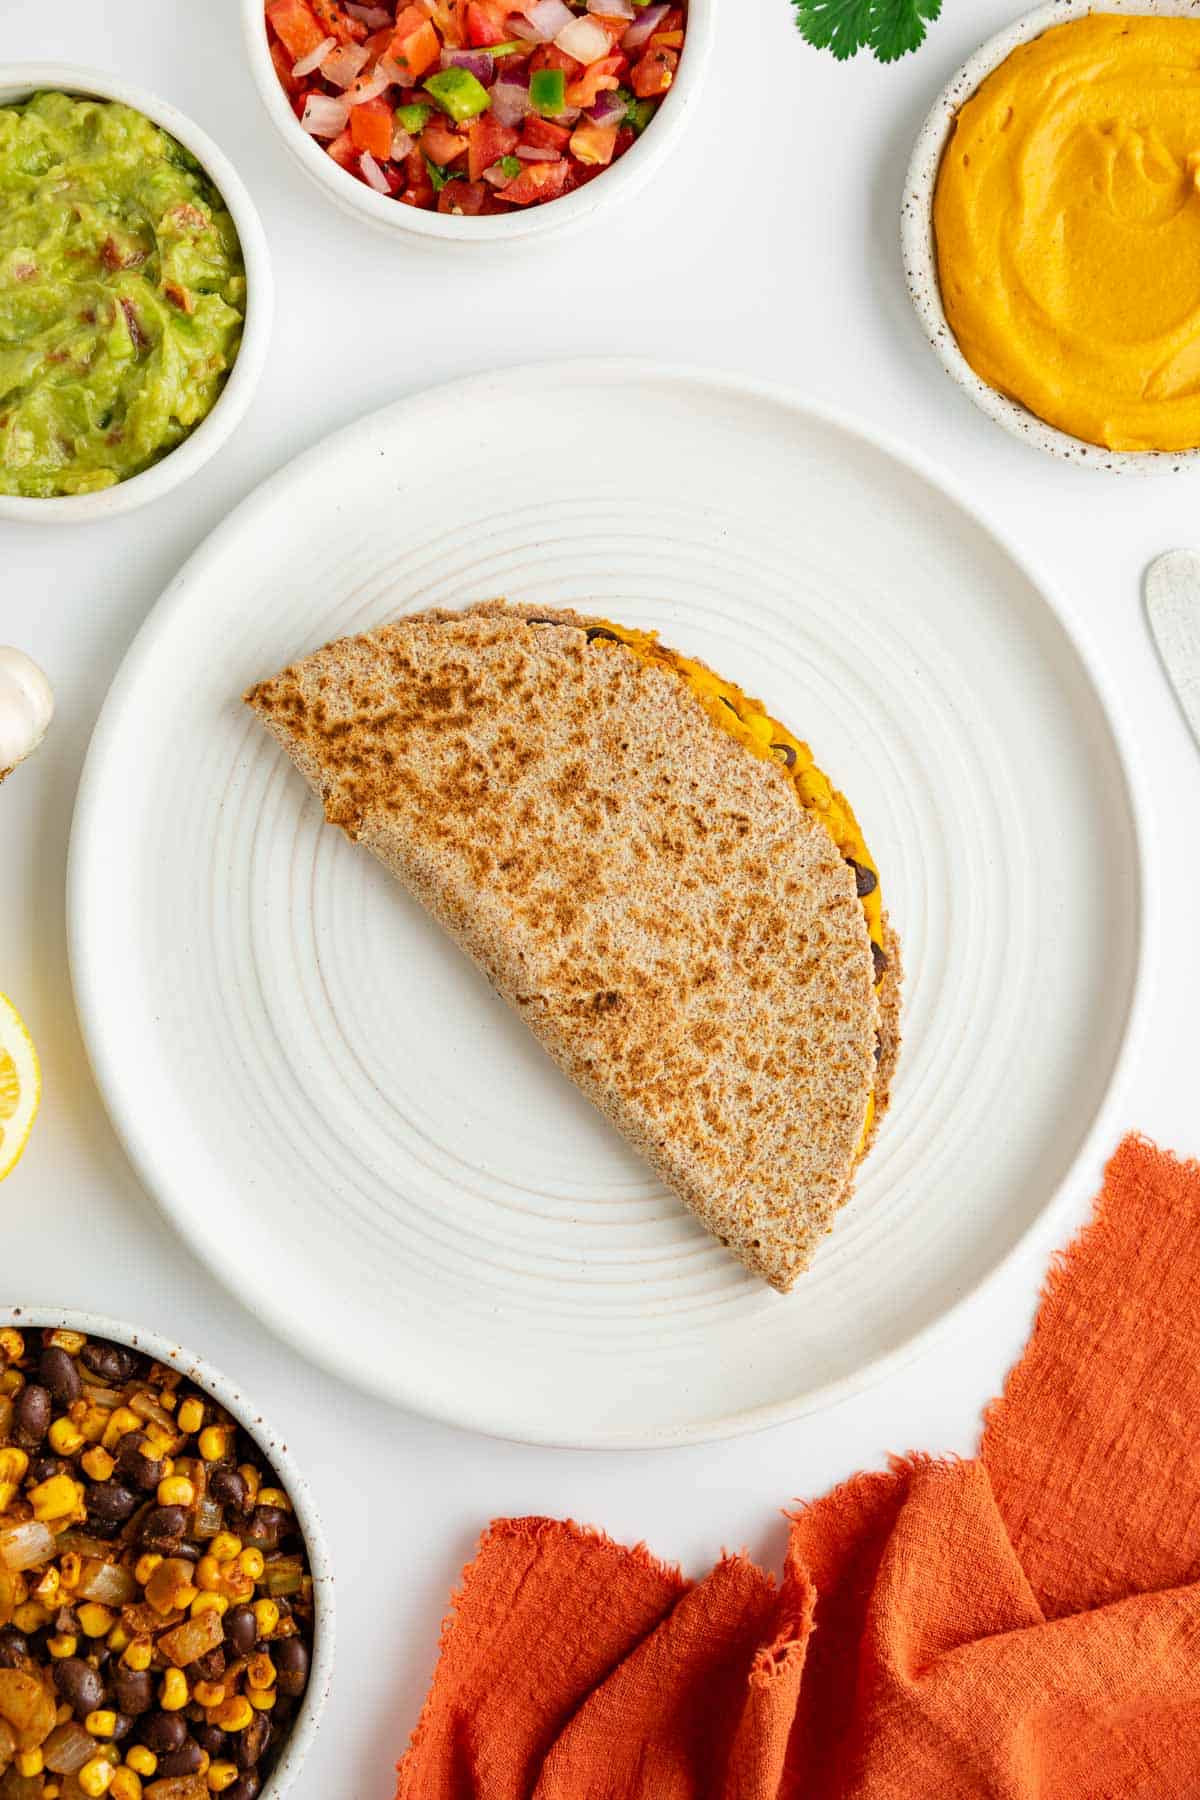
[2,0,1198,1793]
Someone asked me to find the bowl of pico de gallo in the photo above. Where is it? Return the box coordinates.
[243,0,712,241]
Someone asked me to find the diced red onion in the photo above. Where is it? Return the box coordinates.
[0,1520,55,1573]
[321,41,371,86]
[516,143,559,160]
[440,47,495,82]
[588,0,634,13]
[527,0,574,38]
[587,87,625,125]
[43,1723,96,1777]
[555,14,610,60]
[346,1,394,24]
[359,150,392,192]
[483,161,514,186]
[391,122,415,158]
[621,1,669,47]
[292,33,337,76]
[490,78,530,125]
[508,15,547,39]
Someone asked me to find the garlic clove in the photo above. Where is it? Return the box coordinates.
[0,648,55,781]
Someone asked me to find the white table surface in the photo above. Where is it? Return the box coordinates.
[2,0,1197,1791]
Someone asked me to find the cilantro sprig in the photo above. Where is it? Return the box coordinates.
[792,0,942,63]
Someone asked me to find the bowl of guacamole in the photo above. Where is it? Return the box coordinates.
[0,67,272,520]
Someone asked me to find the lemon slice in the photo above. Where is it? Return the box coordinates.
[0,993,41,1180]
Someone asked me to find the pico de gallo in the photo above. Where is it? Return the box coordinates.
[263,0,685,213]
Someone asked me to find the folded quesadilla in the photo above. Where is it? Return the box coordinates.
[245,601,901,1291]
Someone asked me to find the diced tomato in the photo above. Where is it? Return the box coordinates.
[363,25,394,56]
[529,43,582,79]
[311,0,366,42]
[468,114,519,181]
[651,30,684,48]
[569,120,618,166]
[631,45,676,97]
[565,52,624,109]
[660,7,684,28]
[350,95,395,158]
[423,0,467,47]
[520,114,571,153]
[466,1,508,45]
[497,158,571,204]
[438,178,488,213]
[326,127,360,171]
[270,37,304,97]
[265,0,327,62]
[420,121,469,163]
[389,4,442,78]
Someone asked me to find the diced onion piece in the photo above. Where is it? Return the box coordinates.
[391,123,416,158]
[490,78,530,125]
[527,0,575,39]
[621,0,669,47]
[440,47,495,82]
[321,41,371,86]
[587,86,626,125]
[0,1519,54,1574]
[508,15,547,38]
[516,143,559,160]
[347,67,394,104]
[483,160,514,186]
[346,1,393,23]
[554,14,610,61]
[291,33,337,76]
[302,92,352,137]
[43,1722,96,1777]
[75,1558,136,1607]
[360,150,392,192]
[192,1492,225,1540]
[129,1389,176,1431]
[588,0,634,13]
[377,52,408,84]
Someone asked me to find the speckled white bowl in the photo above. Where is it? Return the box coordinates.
[0,1306,333,1800]
[0,65,273,523]
[902,0,1200,473]
[242,0,714,245]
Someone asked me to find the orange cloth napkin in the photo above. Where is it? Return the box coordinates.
[396,1137,1200,1799]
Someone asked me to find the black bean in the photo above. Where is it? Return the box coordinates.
[242,1505,287,1551]
[108,1712,133,1742]
[872,940,888,983]
[28,1455,67,1484]
[228,1776,262,1800]
[524,617,562,627]
[846,857,877,899]
[770,742,797,769]
[585,627,622,644]
[223,1606,258,1656]
[194,1724,228,1758]
[234,1714,271,1770]
[138,1504,187,1548]
[140,1710,187,1755]
[208,1467,248,1513]
[114,1668,154,1717]
[80,1341,137,1383]
[156,1737,203,1778]
[192,1646,226,1682]
[38,1345,81,1406]
[88,1480,138,1523]
[0,1628,28,1668]
[53,1657,104,1720]
[115,1433,164,1492]
[274,1636,309,1698]
[874,1038,883,1066]
[13,1383,50,1448]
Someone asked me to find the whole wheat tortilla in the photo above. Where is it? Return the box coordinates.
[245,601,899,1291]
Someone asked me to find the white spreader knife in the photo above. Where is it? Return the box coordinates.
[1145,549,1200,754]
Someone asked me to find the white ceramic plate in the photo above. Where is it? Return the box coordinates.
[69,362,1149,1447]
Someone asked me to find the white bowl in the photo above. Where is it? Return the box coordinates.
[0,1305,333,1800]
[0,66,274,523]
[242,0,714,244]
[902,0,1200,473]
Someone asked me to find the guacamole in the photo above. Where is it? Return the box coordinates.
[0,91,246,498]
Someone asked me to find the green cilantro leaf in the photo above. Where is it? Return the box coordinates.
[792,0,941,62]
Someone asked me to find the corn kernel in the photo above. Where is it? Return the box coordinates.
[195,1555,222,1591]
[207,1762,239,1793]
[79,1405,111,1445]
[198,1427,234,1463]
[77,1757,115,1798]
[45,1786,62,1799]
[252,1598,279,1638]
[33,1566,61,1605]
[16,1749,44,1777]
[107,1623,130,1654]
[177,1398,204,1434]
[0,1482,17,1512]
[160,1669,188,1711]
[101,1407,141,1451]
[214,1696,253,1733]
[49,1329,86,1354]
[0,1446,29,1483]
[59,1552,82,1590]
[121,1637,153,1672]
[13,1601,49,1632]
[221,1570,254,1604]
[156,1476,195,1508]
[81,1446,116,1482]
[125,1746,157,1777]
[197,1751,210,1776]
[47,1416,85,1455]
[86,1711,119,1738]
[191,1592,228,1620]
[209,1533,242,1564]
[246,1654,275,1691]
[192,1681,226,1709]
[255,1488,291,1512]
[238,1464,260,1502]
[236,1549,264,1582]
[133,1553,162,1586]
[29,1473,80,1521]
[109,1770,142,1800]
[48,1634,79,1659]
[0,1327,25,1361]
[0,1368,23,1395]
[175,1583,198,1610]
[78,1603,116,1639]
[247,1687,276,1712]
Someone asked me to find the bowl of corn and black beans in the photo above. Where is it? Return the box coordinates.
[0,1313,332,1800]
